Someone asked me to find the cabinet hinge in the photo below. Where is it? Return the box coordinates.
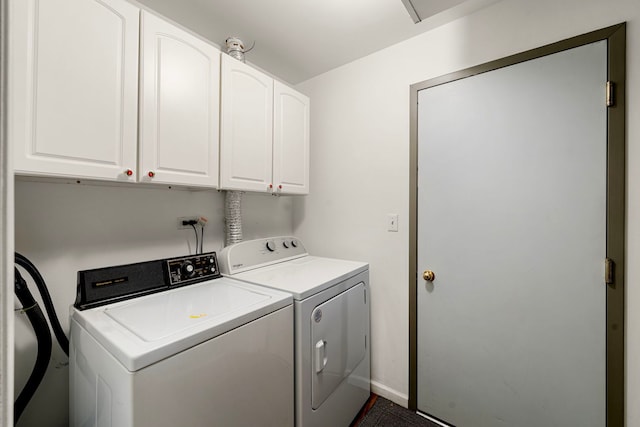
[605,258,615,285]
[606,81,615,107]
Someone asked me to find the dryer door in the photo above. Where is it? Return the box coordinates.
[311,282,367,409]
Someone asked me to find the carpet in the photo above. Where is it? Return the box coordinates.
[354,396,442,427]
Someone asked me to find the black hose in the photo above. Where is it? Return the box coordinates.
[13,268,52,425]
[15,253,69,356]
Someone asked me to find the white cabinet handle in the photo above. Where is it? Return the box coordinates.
[315,340,328,373]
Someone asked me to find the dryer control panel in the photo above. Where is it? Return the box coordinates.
[218,236,307,275]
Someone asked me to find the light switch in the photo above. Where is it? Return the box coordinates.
[387,214,399,232]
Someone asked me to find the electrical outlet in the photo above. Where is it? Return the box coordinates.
[177,216,200,229]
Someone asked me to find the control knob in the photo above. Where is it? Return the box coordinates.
[181,261,196,278]
[266,241,276,252]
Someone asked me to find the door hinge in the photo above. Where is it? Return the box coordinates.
[605,258,615,285]
[606,81,615,107]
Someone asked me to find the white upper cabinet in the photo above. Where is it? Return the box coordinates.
[273,81,310,195]
[139,12,220,187]
[10,0,140,181]
[220,54,274,192]
[11,0,305,192]
[220,55,310,195]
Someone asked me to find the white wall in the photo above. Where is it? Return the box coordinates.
[13,180,294,426]
[293,0,640,425]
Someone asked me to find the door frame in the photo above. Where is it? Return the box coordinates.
[408,23,626,426]
[0,0,13,424]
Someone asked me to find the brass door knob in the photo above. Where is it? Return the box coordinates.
[423,270,435,282]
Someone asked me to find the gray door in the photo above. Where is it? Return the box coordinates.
[417,41,607,426]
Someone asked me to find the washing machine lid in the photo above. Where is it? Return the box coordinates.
[71,277,291,372]
[229,256,368,300]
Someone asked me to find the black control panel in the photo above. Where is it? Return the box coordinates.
[75,252,222,310]
[166,253,220,286]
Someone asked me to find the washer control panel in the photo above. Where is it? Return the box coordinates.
[75,252,222,310]
[167,252,220,286]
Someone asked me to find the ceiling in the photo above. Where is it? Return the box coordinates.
[136,0,500,84]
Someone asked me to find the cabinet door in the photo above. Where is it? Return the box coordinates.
[273,82,310,195]
[139,12,220,187]
[10,0,139,181]
[220,55,274,192]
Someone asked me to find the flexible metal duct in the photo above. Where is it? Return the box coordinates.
[224,37,246,246]
[224,190,243,246]
[225,37,245,62]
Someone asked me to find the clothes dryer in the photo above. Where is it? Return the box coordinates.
[70,251,294,427]
[219,236,370,427]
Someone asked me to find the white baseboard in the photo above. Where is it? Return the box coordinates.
[370,380,408,408]
[417,411,452,427]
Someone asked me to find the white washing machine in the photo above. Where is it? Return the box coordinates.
[69,251,294,427]
[219,236,370,427]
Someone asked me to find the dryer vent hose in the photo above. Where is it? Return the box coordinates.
[225,191,243,246]
[223,36,247,247]
[225,37,246,63]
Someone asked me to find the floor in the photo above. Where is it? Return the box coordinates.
[353,395,441,427]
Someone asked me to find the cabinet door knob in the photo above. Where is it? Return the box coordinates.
[148,171,155,178]
[278,184,283,190]
[125,169,134,176]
